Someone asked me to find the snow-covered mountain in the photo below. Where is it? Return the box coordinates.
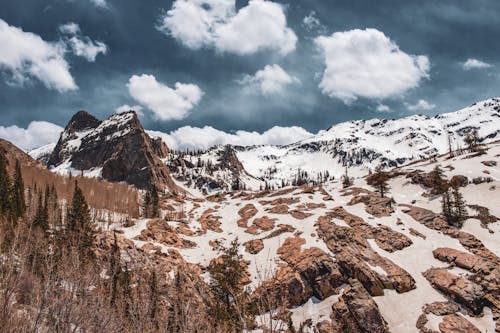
[234,98,500,186]
[30,98,500,192]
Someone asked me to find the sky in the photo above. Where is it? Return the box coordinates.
[0,0,499,150]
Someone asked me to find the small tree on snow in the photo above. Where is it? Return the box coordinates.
[371,165,390,198]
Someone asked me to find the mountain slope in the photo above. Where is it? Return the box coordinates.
[236,98,500,185]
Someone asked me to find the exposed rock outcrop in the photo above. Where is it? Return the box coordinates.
[423,268,484,315]
[330,280,389,333]
[46,111,179,191]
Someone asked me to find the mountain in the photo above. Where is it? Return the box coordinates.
[165,145,261,194]
[45,110,180,192]
[5,102,500,332]
[30,98,500,193]
[235,98,500,186]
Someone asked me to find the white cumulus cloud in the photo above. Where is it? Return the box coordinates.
[0,19,77,91]
[115,104,143,115]
[240,64,300,95]
[0,121,63,150]
[59,23,108,62]
[302,11,327,34]
[158,0,297,55]
[127,74,203,121]
[405,99,436,112]
[314,28,430,103]
[147,125,313,151]
[376,104,391,113]
[462,58,492,70]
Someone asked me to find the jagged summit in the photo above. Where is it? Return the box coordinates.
[46,110,179,192]
[64,110,102,134]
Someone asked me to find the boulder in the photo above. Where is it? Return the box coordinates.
[330,280,389,333]
[423,268,484,315]
[438,314,480,333]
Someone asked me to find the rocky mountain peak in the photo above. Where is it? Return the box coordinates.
[46,110,180,192]
[65,110,101,133]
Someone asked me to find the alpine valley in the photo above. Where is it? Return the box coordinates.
[1,98,499,333]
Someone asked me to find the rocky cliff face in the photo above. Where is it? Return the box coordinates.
[47,110,179,192]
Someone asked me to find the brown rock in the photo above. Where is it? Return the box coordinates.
[438,314,480,333]
[410,227,427,239]
[198,209,223,233]
[237,204,258,228]
[331,280,389,333]
[135,219,196,248]
[450,175,469,188]
[481,160,497,167]
[346,188,394,217]
[290,210,313,220]
[267,204,289,214]
[374,225,413,252]
[243,239,264,254]
[400,205,449,230]
[252,216,277,231]
[423,268,484,315]
[423,301,460,316]
[432,248,486,272]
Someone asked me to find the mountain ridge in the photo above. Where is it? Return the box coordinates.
[29,98,500,192]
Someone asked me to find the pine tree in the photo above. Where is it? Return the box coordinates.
[371,166,390,198]
[0,151,11,216]
[142,189,151,217]
[151,186,159,218]
[464,129,479,152]
[110,232,120,305]
[208,238,248,330]
[11,160,25,220]
[452,185,467,227]
[342,167,352,188]
[431,165,447,195]
[442,188,453,224]
[149,270,159,328]
[67,181,94,259]
[142,186,159,218]
[32,190,49,231]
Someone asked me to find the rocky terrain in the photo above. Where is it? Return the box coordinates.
[104,139,498,332]
[21,99,500,332]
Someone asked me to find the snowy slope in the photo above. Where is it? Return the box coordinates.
[116,141,500,333]
[236,98,500,186]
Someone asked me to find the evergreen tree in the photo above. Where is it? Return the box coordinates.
[151,186,159,218]
[0,151,11,216]
[32,190,49,231]
[208,238,248,330]
[342,167,352,188]
[142,189,151,217]
[11,160,25,220]
[67,181,95,259]
[371,166,390,198]
[431,165,447,195]
[451,185,467,227]
[442,188,453,224]
[149,270,159,329]
[464,129,479,152]
[110,232,120,305]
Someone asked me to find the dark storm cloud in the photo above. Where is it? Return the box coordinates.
[0,0,499,138]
